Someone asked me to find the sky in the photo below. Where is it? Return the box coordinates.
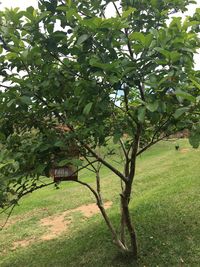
[0,0,199,14]
[0,0,199,68]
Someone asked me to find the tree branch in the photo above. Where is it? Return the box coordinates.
[112,2,134,59]
[137,115,173,156]
[120,138,129,161]
[75,180,128,251]
[0,181,55,230]
[138,82,145,102]
[83,143,127,182]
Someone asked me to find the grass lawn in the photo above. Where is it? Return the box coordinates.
[0,139,199,266]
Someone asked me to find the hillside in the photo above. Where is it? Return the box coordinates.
[0,139,199,267]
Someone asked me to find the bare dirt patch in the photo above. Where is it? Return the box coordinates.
[180,148,190,153]
[0,219,17,230]
[1,207,52,231]
[40,201,112,239]
[12,201,113,249]
[40,214,72,241]
[12,239,35,250]
[73,201,113,218]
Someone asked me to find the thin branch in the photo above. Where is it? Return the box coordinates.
[120,138,129,161]
[136,124,185,157]
[138,82,145,102]
[0,84,14,89]
[96,162,102,202]
[83,143,127,183]
[0,35,11,51]
[128,125,141,183]
[137,115,173,156]
[75,180,128,251]
[0,204,15,231]
[136,136,164,156]
[112,2,134,59]
[112,102,138,128]
[112,1,121,17]
[124,28,134,59]
[70,159,98,177]
[48,51,83,78]
[75,180,99,199]
[82,155,97,173]
[0,181,55,230]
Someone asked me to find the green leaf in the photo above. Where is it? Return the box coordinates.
[129,32,145,45]
[54,140,65,147]
[183,19,199,30]
[196,95,200,103]
[26,6,34,14]
[89,58,119,72]
[20,96,32,105]
[146,101,159,112]
[66,0,72,7]
[77,34,90,45]
[122,7,136,18]
[58,158,81,167]
[170,51,180,62]
[145,34,153,47]
[70,159,82,166]
[138,106,146,123]
[83,102,93,115]
[175,90,196,102]
[37,11,51,22]
[0,160,15,169]
[0,132,6,141]
[190,77,200,90]
[23,6,35,20]
[58,159,70,167]
[154,47,170,59]
[189,126,200,149]
[174,107,189,119]
[7,99,16,107]
[113,133,121,144]
[56,6,68,11]
[36,164,46,174]
[151,0,158,8]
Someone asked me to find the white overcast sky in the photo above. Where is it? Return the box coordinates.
[0,0,199,69]
[0,0,199,14]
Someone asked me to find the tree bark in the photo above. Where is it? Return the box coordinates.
[121,193,138,258]
[120,126,141,258]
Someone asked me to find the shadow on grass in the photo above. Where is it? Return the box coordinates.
[1,193,199,267]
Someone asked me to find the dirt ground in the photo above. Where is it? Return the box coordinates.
[11,201,113,249]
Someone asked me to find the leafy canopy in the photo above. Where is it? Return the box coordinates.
[0,0,200,207]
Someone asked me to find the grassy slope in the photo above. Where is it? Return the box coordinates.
[0,139,199,267]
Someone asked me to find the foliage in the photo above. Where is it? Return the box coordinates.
[0,0,200,258]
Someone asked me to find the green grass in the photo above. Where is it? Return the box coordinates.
[0,139,200,266]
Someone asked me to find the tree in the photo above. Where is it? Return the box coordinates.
[0,0,200,259]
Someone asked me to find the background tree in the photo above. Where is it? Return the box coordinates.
[0,0,200,259]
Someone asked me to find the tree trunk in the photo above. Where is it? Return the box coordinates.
[120,197,126,246]
[121,193,138,258]
[96,201,128,252]
[119,127,141,258]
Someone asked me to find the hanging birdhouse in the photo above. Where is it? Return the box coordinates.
[50,165,78,182]
[49,125,79,182]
